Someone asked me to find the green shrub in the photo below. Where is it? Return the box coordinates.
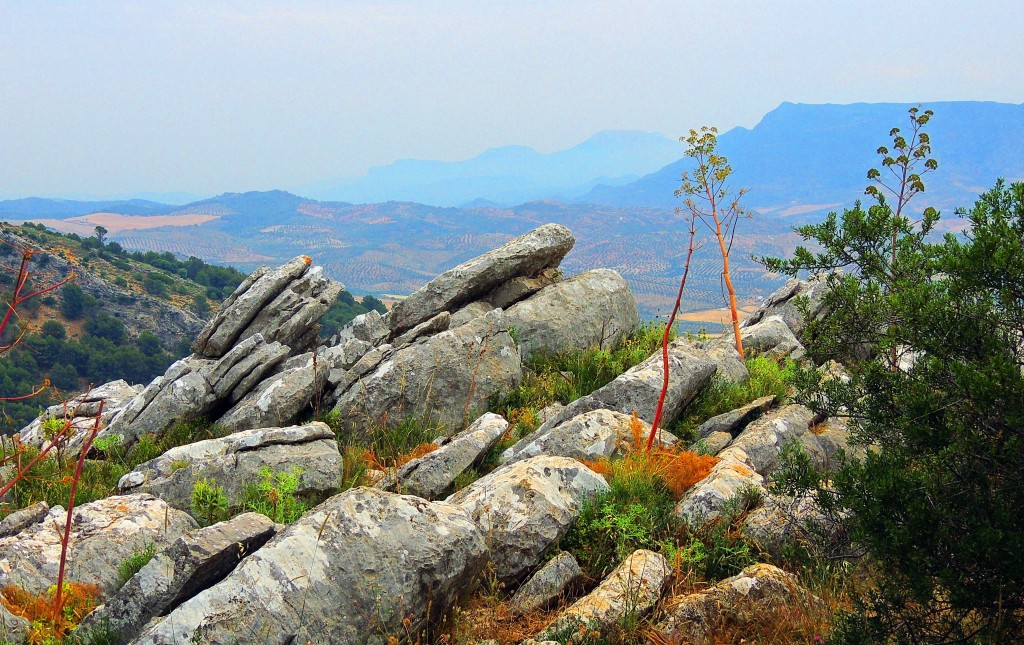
[241,467,307,524]
[191,478,229,527]
[670,494,756,581]
[117,543,155,586]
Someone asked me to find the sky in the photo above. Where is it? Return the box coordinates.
[2,0,1023,200]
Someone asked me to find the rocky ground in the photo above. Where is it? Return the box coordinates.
[2,224,853,644]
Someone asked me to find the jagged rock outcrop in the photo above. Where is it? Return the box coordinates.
[193,256,342,358]
[741,492,848,560]
[504,269,640,358]
[741,275,831,340]
[18,380,143,453]
[510,551,585,614]
[132,488,488,644]
[79,513,278,645]
[0,494,196,596]
[379,412,508,499]
[655,563,821,642]
[333,309,522,432]
[446,455,608,583]
[0,501,48,538]
[117,422,340,517]
[387,223,575,336]
[536,550,670,640]
[502,408,676,465]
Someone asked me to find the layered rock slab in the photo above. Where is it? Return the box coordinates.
[333,309,521,431]
[132,488,488,645]
[387,223,575,335]
[536,550,670,640]
[0,494,196,596]
[504,269,640,358]
[510,551,585,614]
[446,455,608,584]
[118,422,341,517]
[79,513,278,645]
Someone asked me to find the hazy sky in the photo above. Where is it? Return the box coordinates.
[2,0,1022,199]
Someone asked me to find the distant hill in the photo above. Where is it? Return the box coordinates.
[304,130,682,207]
[582,101,1024,217]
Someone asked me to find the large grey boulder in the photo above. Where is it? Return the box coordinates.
[510,551,584,614]
[722,404,815,477]
[118,422,341,517]
[741,492,849,560]
[486,266,561,309]
[132,488,488,645]
[332,310,389,347]
[446,455,608,583]
[737,314,806,359]
[333,309,522,432]
[0,494,196,596]
[675,448,767,523]
[193,256,343,358]
[0,501,48,538]
[18,379,143,454]
[504,269,640,358]
[79,513,278,645]
[585,339,716,426]
[741,275,831,341]
[536,550,670,640]
[502,408,676,465]
[381,412,508,499]
[388,223,575,335]
[656,563,821,642]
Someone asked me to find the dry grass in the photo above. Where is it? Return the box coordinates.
[440,592,559,644]
[1,582,101,645]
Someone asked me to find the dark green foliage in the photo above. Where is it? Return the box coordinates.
[60,283,86,320]
[670,495,756,581]
[360,294,387,314]
[117,543,155,586]
[83,312,126,344]
[41,320,66,339]
[765,108,1024,641]
[318,290,385,338]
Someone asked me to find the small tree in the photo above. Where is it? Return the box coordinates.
[93,225,107,246]
[676,127,749,358]
[765,109,1024,642]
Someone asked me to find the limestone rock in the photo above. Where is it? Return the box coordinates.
[78,513,278,645]
[388,223,575,335]
[741,276,831,340]
[132,488,488,644]
[536,550,670,640]
[676,448,766,523]
[741,493,848,560]
[449,301,497,328]
[486,266,561,309]
[391,311,451,347]
[193,256,342,358]
[703,344,750,383]
[0,501,48,539]
[738,314,806,359]
[503,408,676,465]
[18,379,143,454]
[383,412,508,499]
[118,422,341,517]
[693,430,733,456]
[695,395,776,439]
[332,310,389,347]
[504,269,640,358]
[0,494,196,596]
[723,404,815,477]
[585,339,715,425]
[510,551,584,614]
[0,605,28,644]
[333,309,521,432]
[655,563,821,642]
[446,455,608,583]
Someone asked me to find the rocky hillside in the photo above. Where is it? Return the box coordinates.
[1,225,851,644]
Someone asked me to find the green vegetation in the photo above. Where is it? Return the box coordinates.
[191,478,229,527]
[765,109,1024,641]
[2,419,229,515]
[117,543,156,586]
[240,466,308,524]
[318,290,388,338]
[671,355,796,442]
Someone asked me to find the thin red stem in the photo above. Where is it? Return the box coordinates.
[647,219,698,451]
[52,401,104,619]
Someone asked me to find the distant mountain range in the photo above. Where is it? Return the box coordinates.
[302,130,683,207]
[3,101,1022,319]
[583,101,1024,216]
